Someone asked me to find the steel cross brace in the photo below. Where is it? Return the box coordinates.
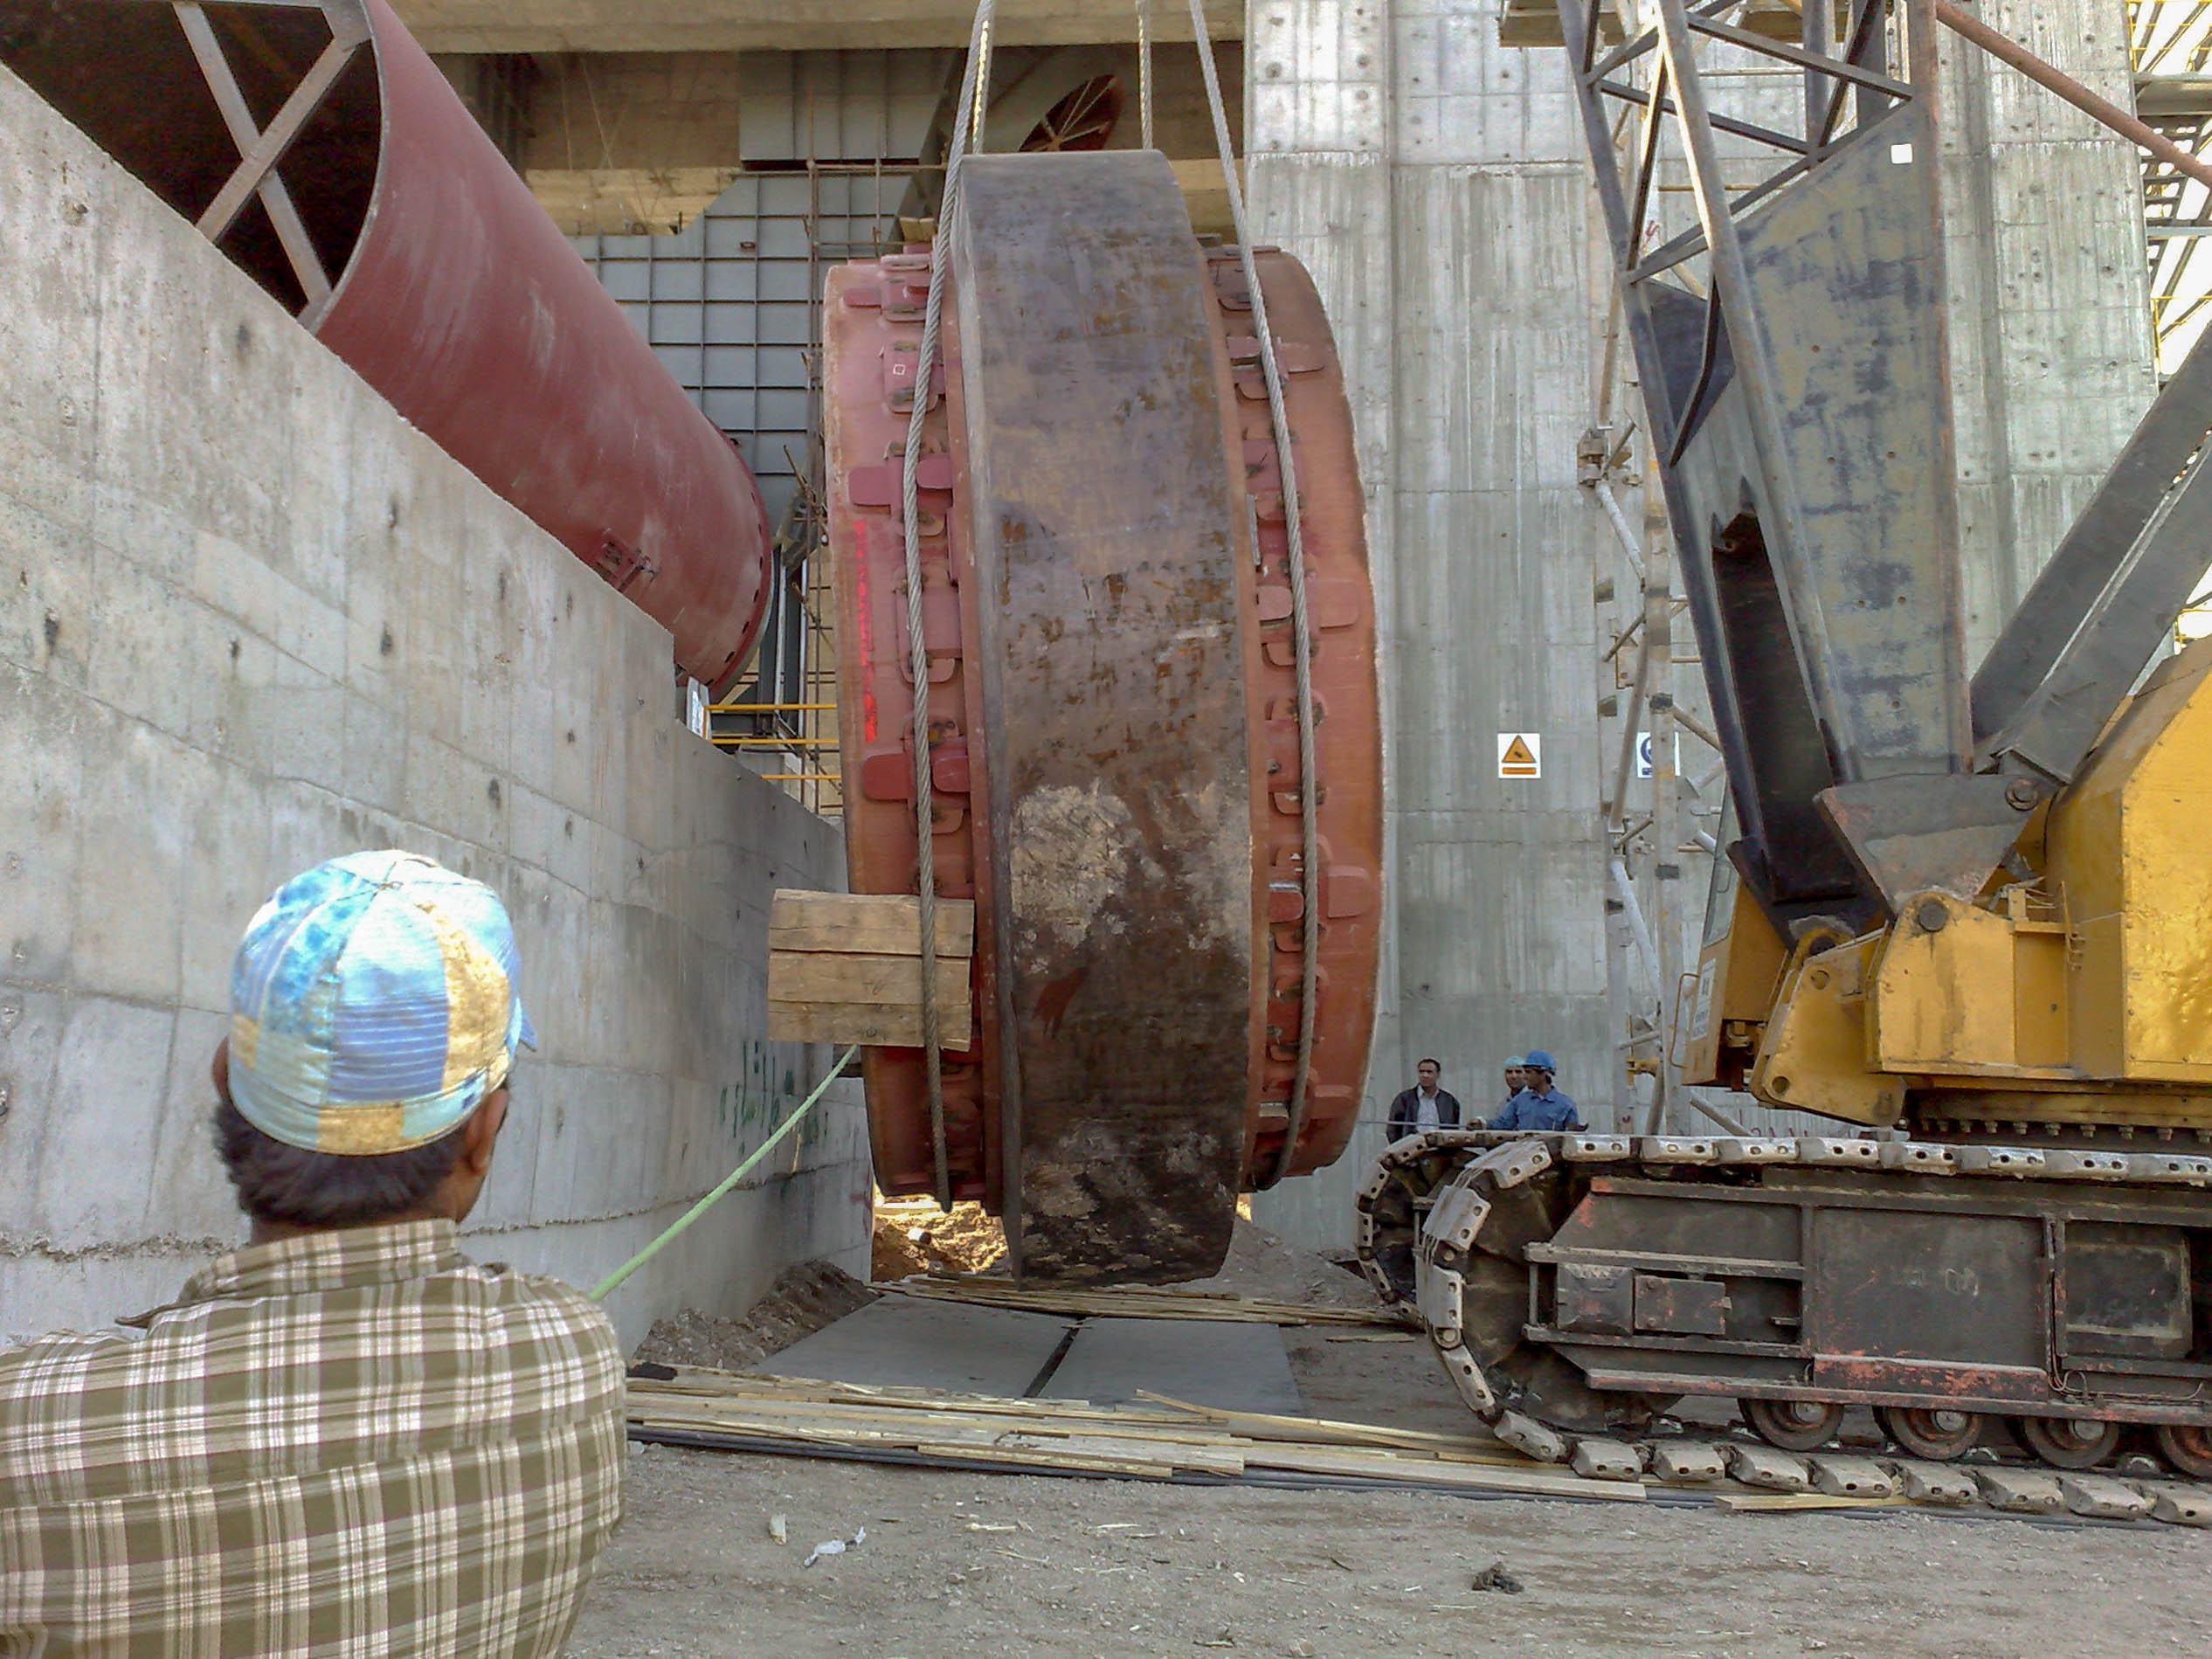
[163,0,370,316]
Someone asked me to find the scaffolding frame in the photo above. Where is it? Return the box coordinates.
[2133,1,2212,368]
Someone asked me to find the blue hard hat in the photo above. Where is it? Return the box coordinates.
[1523,1048,1556,1072]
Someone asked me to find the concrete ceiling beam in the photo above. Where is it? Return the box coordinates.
[391,1,1241,53]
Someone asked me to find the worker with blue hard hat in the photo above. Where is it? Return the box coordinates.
[1490,1047,1582,1131]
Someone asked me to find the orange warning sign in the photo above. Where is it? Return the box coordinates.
[1497,732,1542,778]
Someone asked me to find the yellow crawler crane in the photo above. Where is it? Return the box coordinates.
[1361,0,2212,1479]
[1711,640,2212,1135]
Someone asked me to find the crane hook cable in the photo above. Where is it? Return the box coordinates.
[1186,0,1323,1187]
[1137,0,1156,151]
[903,1,997,1210]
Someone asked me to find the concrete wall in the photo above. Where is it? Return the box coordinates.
[0,66,870,1348]
[1244,0,2152,1252]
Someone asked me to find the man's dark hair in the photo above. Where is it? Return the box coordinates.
[214,1096,467,1228]
[1418,1057,1441,1070]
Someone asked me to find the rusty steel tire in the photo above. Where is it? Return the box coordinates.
[1877,1405,1986,1462]
[2154,1423,2212,1479]
[823,151,1379,1282]
[2015,1415,2121,1470]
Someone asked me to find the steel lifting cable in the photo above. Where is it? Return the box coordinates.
[1187,0,1321,1188]
[901,2,996,1209]
[1137,0,1156,151]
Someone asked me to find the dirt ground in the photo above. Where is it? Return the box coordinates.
[632,1262,879,1372]
[570,1224,2212,1659]
[870,1197,1009,1280]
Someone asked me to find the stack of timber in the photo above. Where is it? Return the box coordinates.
[624,1367,1642,1501]
[625,1368,2212,1526]
[878,1275,1416,1329]
[766,889,974,1049]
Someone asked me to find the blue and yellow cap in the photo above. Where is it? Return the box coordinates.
[227,851,536,1155]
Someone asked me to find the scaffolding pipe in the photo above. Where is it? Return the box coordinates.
[1593,481,1648,582]
[1608,855,1665,1006]
[1685,1089,1750,1136]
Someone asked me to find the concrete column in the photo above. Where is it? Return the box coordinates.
[1939,0,2156,667]
[1247,0,1614,1248]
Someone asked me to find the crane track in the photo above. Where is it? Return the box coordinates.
[1354,1129,2212,1522]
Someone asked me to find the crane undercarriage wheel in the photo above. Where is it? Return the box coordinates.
[1876,1405,1986,1462]
[1355,1132,1512,1304]
[2154,1424,2212,1479]
[1387,1130,2212,1474]
[1744,1399,1846,1453]
[2015,1414,2120,1470]
[825,151,1381,1283]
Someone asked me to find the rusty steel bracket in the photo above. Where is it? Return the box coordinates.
[1814,773,2031,914]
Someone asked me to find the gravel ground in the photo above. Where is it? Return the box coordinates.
[565,1443,2212,1659]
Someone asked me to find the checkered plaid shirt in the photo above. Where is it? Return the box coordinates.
[0,1220,626,1657]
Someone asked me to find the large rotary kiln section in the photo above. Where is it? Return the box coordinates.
[0,0,771,686]
[826,150,1381,1283]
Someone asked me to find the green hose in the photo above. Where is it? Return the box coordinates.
[591,1045,861,1302]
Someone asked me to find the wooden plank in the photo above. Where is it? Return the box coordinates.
[1238,1443,1647,1501]
[1711,1492,1911,1513]
[913,1441,1180,1479]
[770,950,970,1006]
[767,997,973,1051]
[634,1400,1241,1449]
[770,889,975,957]
[626,1372,1642,1500]
[1136,1393,1527,1463]
[879,1277,1408,1329]
[996,1433,1246,1476]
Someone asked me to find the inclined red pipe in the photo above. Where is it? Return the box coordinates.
[314,0,771,686]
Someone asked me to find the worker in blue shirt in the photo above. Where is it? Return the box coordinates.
[1490,1049,1582,1130]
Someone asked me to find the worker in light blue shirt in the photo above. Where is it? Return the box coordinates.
[1490,1049,1582,1130]
[1498,1054,1528,1117]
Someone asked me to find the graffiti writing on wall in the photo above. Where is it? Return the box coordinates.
[715,1037,836,1163]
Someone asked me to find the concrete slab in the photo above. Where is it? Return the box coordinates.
[762,1297,1075,1398]
[1038,1318,1305,1415]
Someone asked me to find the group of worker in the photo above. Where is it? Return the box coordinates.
[1385,1052,1581,1141]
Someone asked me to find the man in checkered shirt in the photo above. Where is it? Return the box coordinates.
[0,852,626,1657]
